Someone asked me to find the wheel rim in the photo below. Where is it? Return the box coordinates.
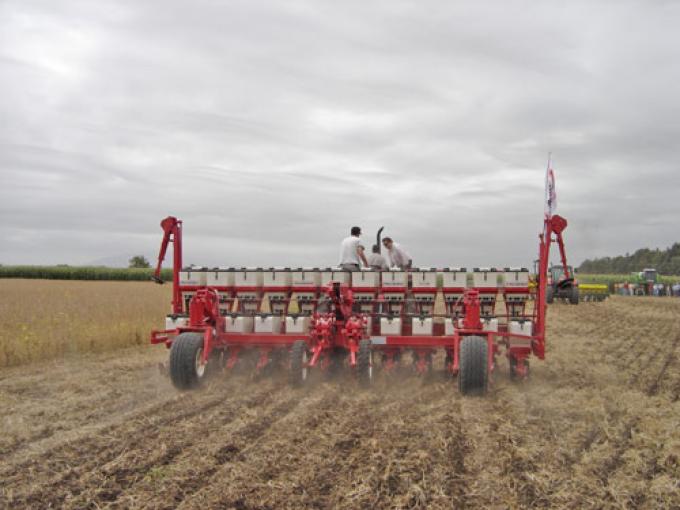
[368,350,373,380]
[301,349,308,381]
[195,347,206,378]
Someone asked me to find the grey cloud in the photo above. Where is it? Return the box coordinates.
[1,0,679,269]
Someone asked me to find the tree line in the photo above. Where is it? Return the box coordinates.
[578,243,680,275]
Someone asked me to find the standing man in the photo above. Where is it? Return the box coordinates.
[339,226,368,271]
[382,237,412,270]
[367,245,389,270]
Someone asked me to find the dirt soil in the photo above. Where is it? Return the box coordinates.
[1,297,679,509]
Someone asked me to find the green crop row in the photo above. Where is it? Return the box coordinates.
[0,265,173,282]
[578,273,679,287]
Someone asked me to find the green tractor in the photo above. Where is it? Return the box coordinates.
[546,264,579,304]
[630,268,658,295]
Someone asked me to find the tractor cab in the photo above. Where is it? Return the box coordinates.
[641,268,658,283]
[548,264,576,287]
[546,264,579,304]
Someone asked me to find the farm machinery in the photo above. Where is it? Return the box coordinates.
[545,264,579,304]
[630,268,658,296]
[150,192,572,395]
[542,264,608,303]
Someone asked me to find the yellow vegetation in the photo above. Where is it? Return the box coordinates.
[0,279,170,367]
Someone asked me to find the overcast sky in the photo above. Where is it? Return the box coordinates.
[1,0,678,269]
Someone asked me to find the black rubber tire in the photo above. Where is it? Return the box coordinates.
[458,336,488,395]
[546,286,554,304]
[357,339,373,387]
[289,340,309,387]
[169,333,207,390]
[569,286,580,305]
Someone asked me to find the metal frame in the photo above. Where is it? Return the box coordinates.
[150,206,571,387]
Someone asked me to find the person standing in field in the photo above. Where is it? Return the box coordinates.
[382,237,412,270]
[339,226,368,271]
[367,245,389,270]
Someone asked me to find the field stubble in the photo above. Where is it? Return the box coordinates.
[0,281,679,508]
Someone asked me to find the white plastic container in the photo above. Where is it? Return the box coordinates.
[503,268,530,289]
[291,268,321,288]
[320,268,351,286]
[444,318,456,335]
[508,320,533,348]
[482,318,499,332]
[263,268,292,289]
[381,270,408,289]
[446,318,496,334]
[165,315,188,330]
[285,315,311,334]
[225,315,254,334]
[509,320,533,336]
[380,317,402,335]
[254,315,283,334]
[412,317,433,336]
[234,268,264,288]
[179,268,207,286]
[472,268,500,288]
[411,268,438,290]
[441,268,467,289]
[206,268,235,287]
[352,269,380,289]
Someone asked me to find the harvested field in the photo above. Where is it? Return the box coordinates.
[1,286,679,508]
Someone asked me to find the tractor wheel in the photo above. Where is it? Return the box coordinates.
[356,339,373,387]
[289,340,309,387]
[546,286,554,304]
[169,333,209,390]
[569,286,580,305]
[458,336,488,395]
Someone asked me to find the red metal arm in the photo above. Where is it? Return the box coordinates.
[321,281,354,320]
[551,215,571,280]
[534,214,568,359]
[153,216,183,314]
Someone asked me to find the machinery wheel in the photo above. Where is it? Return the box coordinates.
[169,333,209,390]
[569,286,580,305]
[289,340,309,387]
[458,336,488,395]
[356,339,373,387]
[546,286,554,304]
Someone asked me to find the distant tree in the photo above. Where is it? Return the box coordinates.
[578,243,680,275]
[129,255,151,268]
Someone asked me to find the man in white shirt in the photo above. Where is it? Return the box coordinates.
[367,245,389,270]
[382,237,412,270]
[339,226,368,271]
